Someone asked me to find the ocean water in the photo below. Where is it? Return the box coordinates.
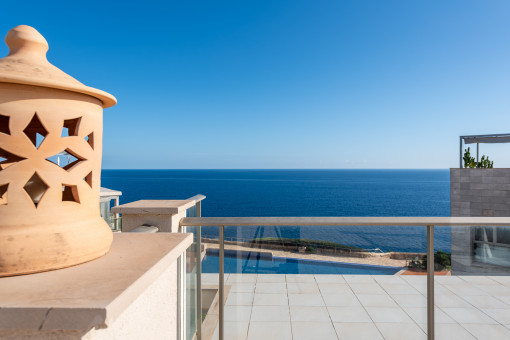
[102,169,451,252]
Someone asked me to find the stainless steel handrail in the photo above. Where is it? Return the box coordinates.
[181,216,510,226]
[180,216,510,340]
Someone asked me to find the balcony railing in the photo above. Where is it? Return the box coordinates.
[180,216,510,340]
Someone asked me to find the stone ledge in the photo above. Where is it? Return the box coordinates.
[0,232,192,331]
[111,200,195,215]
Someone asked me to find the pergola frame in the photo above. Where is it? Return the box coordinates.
[459,133,510,168]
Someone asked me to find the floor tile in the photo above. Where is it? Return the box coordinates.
[202,273,228,284]
[365,307,414,323]
[253,293,288,306]
[229,283,256,293]
[256,274,286,283]
[435,276,465,284]
[292,321,338,340]
[488,276,510,286]
[462,295,509,309]
[430,323,475,340]
[327,306,372,323]
[290,306,331,322]
[459,276,502,286]
[251,306,290,322]
[492,295,510,306]
[247,321,292,340]
[226,292,254,306]
[314,275,346,284]
[286,274,316,283]
[343,275,375,284]
[400,275,427,286]
[478,285,510,297]
[318,283,352,294]
[373,275,406,284]
[434,294,473,308]
[333,322,383,340]
[227,274,257,283]
[212,321,249,340]
[376,322,426,340]
[442,307,498,324]
[403,307,455,324]
[442,283,488,296]
[356,294,398,307]
[461,323,510,340]
[224,305,252,322]
[392,294,427,308]
[349,283,386,295]
[288,293,325,306]
[378,283,420,295]
[322,293,362,307]
[287,282,319,294]
[480,308,510,324]
[255,282,287,294]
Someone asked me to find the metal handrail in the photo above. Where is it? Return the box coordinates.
[180,216,510,340]
[180,216,510,226]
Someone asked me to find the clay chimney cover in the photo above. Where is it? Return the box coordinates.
[0,25,116,108]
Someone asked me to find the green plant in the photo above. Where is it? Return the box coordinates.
[463,147,475,168]
[478,155,494,169]
[420,251,451,271]
[306,246,317,254]
[251,237,362,250]
[463,147,494,169]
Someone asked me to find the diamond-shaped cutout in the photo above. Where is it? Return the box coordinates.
[24,172,48,208]
[85,132,94,149]
[61,117,81,137]
[0,114,10,135]
[46,149,86,171]
[0,183,8,205]
[0,148,26,171]
[23,113,48,149]
[84,171,93,188]
[62,184,80,203]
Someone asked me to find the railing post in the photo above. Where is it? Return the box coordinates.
[196,201,202,340]
[219,225,224,340]
[427,225,435,340]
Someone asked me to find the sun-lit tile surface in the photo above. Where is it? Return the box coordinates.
[204,273,510,340]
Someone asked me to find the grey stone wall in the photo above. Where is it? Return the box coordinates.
[451,168,510,217]
[450,168,510,275]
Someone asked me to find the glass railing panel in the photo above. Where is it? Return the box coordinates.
[184,224,199,340]
[184,206,199,340]
[200,224,432,340]
[442,225,510,339]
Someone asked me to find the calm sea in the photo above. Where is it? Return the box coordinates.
[102,169,451,252]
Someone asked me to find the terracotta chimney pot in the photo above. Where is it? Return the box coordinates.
[0,25,117,276]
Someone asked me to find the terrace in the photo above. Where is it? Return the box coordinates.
[178,216,510,340]
[201,273,510,340]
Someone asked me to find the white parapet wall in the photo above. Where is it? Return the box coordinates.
[112,200,196,233]
[0,233,193,340]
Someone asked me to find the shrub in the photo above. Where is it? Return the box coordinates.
[463,147,493,168]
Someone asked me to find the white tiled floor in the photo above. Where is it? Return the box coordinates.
[204,274,510,339]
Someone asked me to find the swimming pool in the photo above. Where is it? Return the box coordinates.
[201,249,402,275]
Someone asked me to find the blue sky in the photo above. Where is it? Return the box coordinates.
[2,1,510,169]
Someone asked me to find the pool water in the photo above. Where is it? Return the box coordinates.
[201,250,402,275]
